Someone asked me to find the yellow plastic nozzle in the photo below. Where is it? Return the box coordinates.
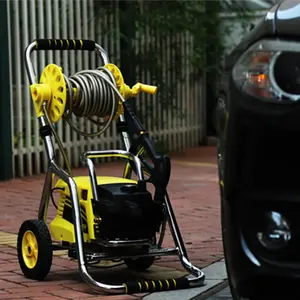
[130,83,158,97]
[138,83,157,95]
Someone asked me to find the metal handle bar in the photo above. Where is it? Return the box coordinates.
[25,39,110,86]
[81,150,145,202]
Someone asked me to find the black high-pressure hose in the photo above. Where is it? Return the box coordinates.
[50,187,65,209]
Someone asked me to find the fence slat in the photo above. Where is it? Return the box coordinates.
[21,1,33,175]
[61,0,71,163]
[12,0,24,177]
[7,0,14,177]
[29,0,40,174]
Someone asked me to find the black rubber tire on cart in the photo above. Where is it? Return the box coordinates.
[17,219,53,280]
[124,256,155,272]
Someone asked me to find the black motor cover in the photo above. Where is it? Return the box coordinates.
[93,181,164,240]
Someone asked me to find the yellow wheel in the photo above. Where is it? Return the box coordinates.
[22,230,38,269]
[17,220,53,280]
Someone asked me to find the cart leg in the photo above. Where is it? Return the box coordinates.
[164,191,205,285]
[38,168,53,221]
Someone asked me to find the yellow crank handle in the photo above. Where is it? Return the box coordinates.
[130,83,158,97]
[137,83,157,95]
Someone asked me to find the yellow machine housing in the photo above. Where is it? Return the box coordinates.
[49,176,137,243]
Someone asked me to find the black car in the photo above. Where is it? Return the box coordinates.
[216,1,300,299]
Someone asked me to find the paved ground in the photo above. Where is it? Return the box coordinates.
[205,287,232,300]
[0,146,223,299]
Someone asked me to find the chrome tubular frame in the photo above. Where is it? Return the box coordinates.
[80,149,144,202]
[164,191,205,285]
[24,41,205,294]
[25,42,126,294]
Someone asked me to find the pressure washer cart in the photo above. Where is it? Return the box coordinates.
[216,0,300,299]
[16,39,205,295]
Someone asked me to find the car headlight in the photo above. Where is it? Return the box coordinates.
[232,39,300,103]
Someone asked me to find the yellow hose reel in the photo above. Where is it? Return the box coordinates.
[30,64,66,123]
[30,63,158,124]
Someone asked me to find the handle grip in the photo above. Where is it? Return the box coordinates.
[123,277,189,294]
[34,39,96,51]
